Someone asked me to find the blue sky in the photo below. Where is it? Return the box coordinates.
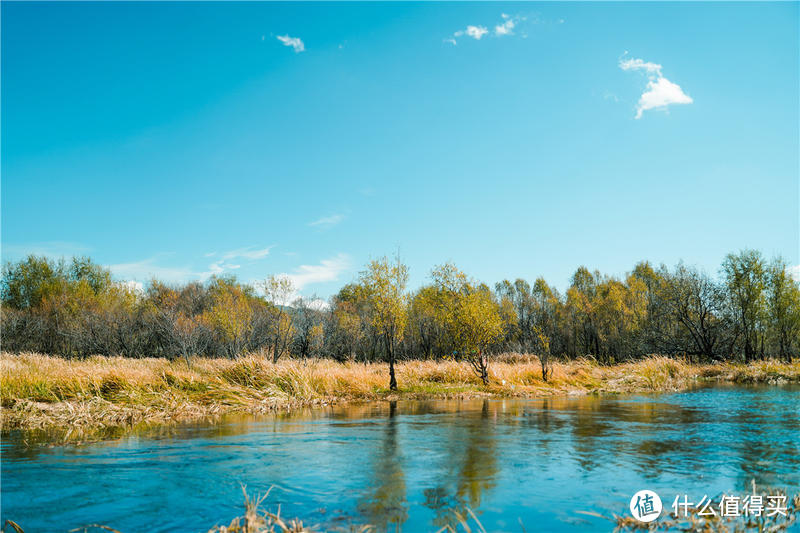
[2,2,798,297]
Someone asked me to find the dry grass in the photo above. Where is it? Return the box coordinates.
[2,352,799,432]
[206,486,486,533]
[207,486,324,533]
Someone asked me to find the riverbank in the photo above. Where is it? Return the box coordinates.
[2,352,799,433]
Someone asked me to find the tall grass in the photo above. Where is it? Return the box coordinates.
[2,352,798,431]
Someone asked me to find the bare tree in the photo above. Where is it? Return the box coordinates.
[261,275,297,363]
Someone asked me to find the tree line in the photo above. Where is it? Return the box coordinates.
[2,249,798,389]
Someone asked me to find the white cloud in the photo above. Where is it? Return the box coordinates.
[619,57,662,76]
[120,280,144,294]
[619,55,693,119]
[276,34,305,53]
[448,14,525,45]
[306,298,331,311]
[466,25,488,40]
[635,76,693,119]
[2,241,91,260]
[220,246,273,260]
[308,214,345,229]
[207,260,241,276]
[108,258,204,283]
[278,253,351,292]
[201,246,272,278]
[108,246,272,284]
[790,265,800,282]
[495,14,515,36]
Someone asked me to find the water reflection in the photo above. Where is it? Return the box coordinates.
[2,385,799,533]
[358,402,408,532]
[420,399,499,530]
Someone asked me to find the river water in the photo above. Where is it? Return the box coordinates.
[2,385,799,532]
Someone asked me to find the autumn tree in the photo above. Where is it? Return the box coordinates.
[202,278,255,358]
[765,258,800,361]
[722,250,767,362]
[408,286,444,359]
[566,267,601,359]
[457,287,504,385]
[359,256,409,391]
[431,264,503,385]
[328,283,369,361]
[260,275,297,363]
[147,281,208,365]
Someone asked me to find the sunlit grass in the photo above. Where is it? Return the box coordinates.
[2,351,798,431]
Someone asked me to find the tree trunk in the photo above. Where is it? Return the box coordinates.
[389,355,397,391]
[272,335,280,363]
[387,335,398,391]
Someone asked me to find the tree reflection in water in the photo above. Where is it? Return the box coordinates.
[422,399,499,530]
[357,401,408,532]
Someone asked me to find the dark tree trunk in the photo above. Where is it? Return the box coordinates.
[389,355,397,391]
[387,335,398,391]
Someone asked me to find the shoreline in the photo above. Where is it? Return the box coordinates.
[3,352,799,436]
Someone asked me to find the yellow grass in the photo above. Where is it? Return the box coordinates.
[2,352,799,432]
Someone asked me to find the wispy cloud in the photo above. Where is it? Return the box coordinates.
[109,245,273,283]
[2,241,91,260]
[107,257,205,283]
[619,54,693,119]
[207,260,241,276]
[279,253,351,292]
[276,34,305,53]
[308,214,345,229]
[448,14,525,45]
[619,57,663,76]
[220,246,274,261]
[204,246,275,278]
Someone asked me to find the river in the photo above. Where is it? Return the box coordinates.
[2,385,799,532]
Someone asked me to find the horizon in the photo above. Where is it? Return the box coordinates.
[2,1,798,297]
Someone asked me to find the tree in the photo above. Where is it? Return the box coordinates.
[261,275,297,363]
[359,256,409,391]
[408,286,445,359]
[661,263,724,359]
[202,278,255,358]
[148,281,208,366]
[722,250,767,362]
[566,267,601,359]
[455,287,504,385]
[293,297,325,358]
[1,255,111,310]
[432,264,503,385]
[765,258,800,361]
[532,325,552,381]
[328,283,368,361]
[494,279,533,352]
